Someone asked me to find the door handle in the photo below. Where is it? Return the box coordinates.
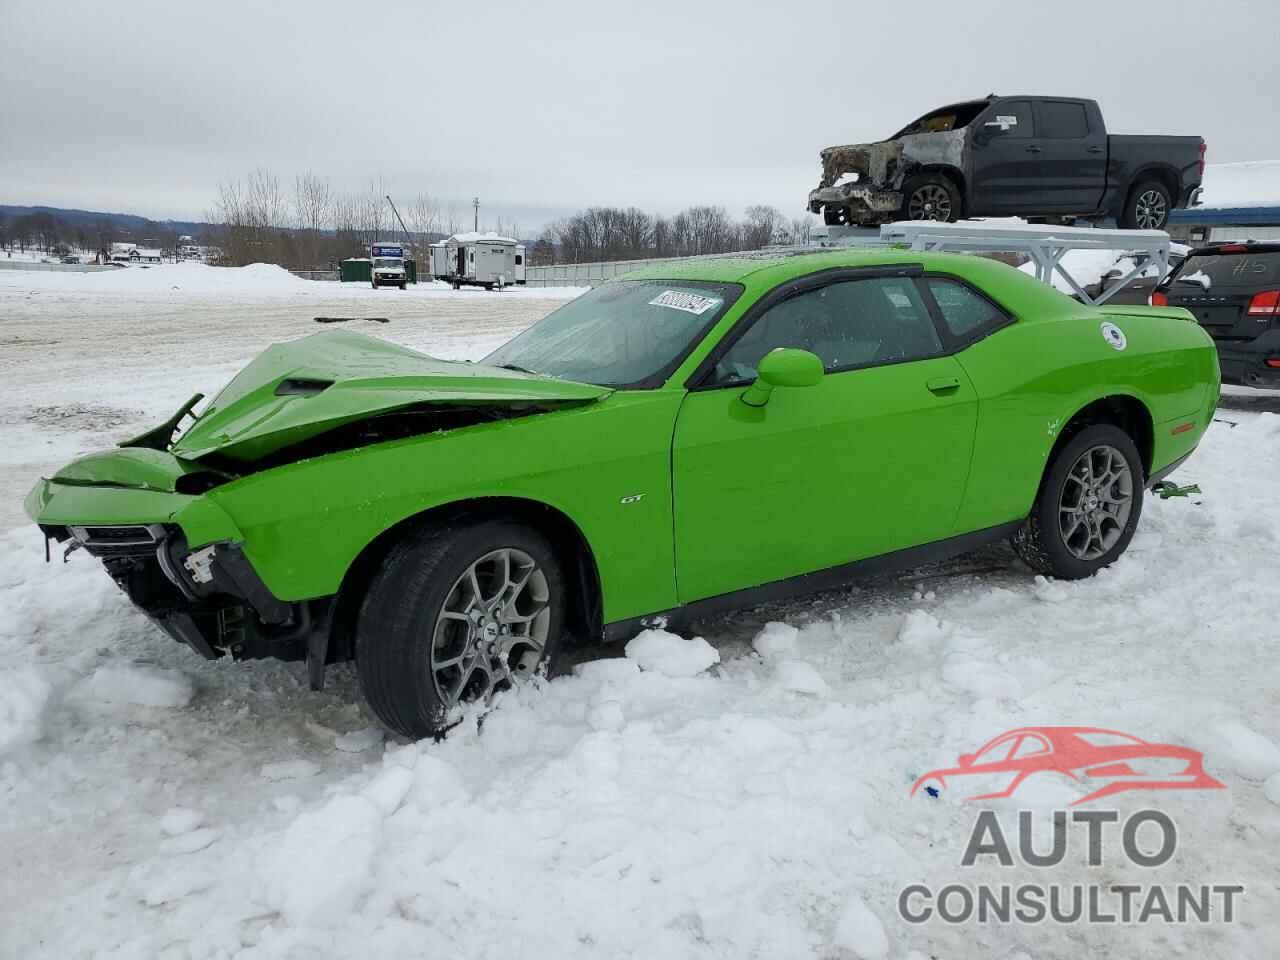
[1087,145,1104,154]
[1025,145,1042,154]
[926,376,961,395]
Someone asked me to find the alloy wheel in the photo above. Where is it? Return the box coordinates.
[1057,445,1134,561]
[430,547,550,709]
[908,184,953,221]
[1134,190,1168,229]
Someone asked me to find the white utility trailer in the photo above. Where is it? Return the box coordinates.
[435,233,520,290]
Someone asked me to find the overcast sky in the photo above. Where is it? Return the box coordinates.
[3,0,1278,233]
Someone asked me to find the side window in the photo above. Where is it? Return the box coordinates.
[925,278,1009,342]
[711,277,942,385]
[981,100,1033,139]
[1039,101,1089,140]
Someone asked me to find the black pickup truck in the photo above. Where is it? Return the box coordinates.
[810,96,1205,230]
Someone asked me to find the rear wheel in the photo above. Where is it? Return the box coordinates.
[1012,424,1144,580]
[1121,181,1171,230]
[356,521,565,739]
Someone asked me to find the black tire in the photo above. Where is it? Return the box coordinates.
[1120,180,1172,230]
[355,520,566,739]
[399,281,406,290]
[1011,424,1145,580]
[901,173,962,223]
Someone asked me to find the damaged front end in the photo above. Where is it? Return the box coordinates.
[26,329,612,688]
[807,130,965,225]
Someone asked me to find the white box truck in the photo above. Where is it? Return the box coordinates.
[370,241,407,289]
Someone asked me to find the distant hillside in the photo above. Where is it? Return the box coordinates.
[0,204,213,239]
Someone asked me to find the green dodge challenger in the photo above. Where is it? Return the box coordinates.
[26,249,1219,738]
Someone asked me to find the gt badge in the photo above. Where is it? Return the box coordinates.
[620,494,645,505]
[1100,322,1127,351]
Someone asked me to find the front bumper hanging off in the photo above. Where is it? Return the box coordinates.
[45,521,334,684]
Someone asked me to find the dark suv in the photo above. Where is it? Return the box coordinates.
[1154,242,1280,388]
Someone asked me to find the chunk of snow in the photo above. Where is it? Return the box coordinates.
[78,664,193,708]
[773,660,828,697]
[833,893,889,959]
[362,765,414,816]
[752,621,798,659]
[160,807,205,836]
[1032,575,1068,603]
[258,794,382,925]
[0,666,52,752]
[897,610,949,646]
[624,629,720,677]
[334,726,384,753]
[261,758,321,781]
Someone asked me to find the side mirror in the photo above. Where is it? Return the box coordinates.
[740,348,824,407]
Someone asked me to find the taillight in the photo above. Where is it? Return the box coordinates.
[1150,291,1168,307]
[1247,290,1280,317]
[1220,243,1249,253]
[1198,141,1207,179]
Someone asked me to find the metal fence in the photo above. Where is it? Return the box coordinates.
[290,269,339,282]
[0,260,117,274]
[522,256,699,288]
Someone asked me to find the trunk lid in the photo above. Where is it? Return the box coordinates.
[167,329,611,462]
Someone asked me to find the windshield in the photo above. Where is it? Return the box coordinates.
[374,258,402,269]
[893,100,989,138]
[483,280,741,388]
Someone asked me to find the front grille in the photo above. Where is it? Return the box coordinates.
[69,524,167,558]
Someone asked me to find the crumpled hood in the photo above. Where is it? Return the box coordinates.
[167,329,610,462]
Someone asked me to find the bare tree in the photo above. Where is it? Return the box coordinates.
[293,171,332,267]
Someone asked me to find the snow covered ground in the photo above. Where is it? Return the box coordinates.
[2,267,1280,958]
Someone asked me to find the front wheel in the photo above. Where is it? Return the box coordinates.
[356,521,565,739]
[901,174,961,223]
[1011,424,1144,580]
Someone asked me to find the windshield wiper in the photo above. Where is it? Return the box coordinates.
[495,363,540,375]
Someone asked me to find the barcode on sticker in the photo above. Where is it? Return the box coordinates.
[648,290,720,315]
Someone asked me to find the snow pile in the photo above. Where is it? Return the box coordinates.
[2,261,313,295]
[1199,160,1280,209]
[74,663,194,708]
[624,628,720,676]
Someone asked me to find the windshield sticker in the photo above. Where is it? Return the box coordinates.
[649,290,721,316]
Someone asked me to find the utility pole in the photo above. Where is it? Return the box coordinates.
[473,196,480,233]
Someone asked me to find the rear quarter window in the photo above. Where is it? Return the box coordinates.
[924,278,1010,342]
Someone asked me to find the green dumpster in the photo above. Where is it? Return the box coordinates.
[340,259,371,283]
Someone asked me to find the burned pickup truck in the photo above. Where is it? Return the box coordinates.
[810,96,1205,231]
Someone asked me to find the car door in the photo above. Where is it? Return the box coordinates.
[671,270,978,604]
[968,99,1045,215]
[1032,99,1107,213]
